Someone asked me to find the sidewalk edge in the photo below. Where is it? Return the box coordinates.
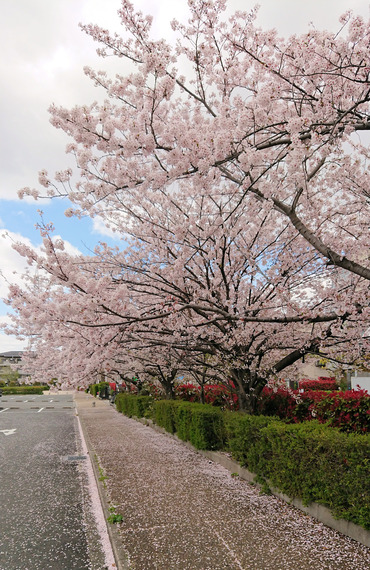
[77,410,131,570]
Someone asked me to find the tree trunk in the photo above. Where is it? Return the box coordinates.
[230,368,267,414]
[200,382,205,404]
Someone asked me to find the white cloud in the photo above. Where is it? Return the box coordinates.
[0,327,27,352]
[0,230,82,299]
[1,0,367,203]
[52,235,82,257]
[92,217,120,240]
[0,231,35,299]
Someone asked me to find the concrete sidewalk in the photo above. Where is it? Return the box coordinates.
[74,392,370,570]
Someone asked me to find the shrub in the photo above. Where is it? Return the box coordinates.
[226,414,370,528]
[115,393,153,418]
[175,402,225,450]
[257,386,298,419]
[153,400,182,433]
[250,421,370,529]
[152,400,225,449]
[204,384,239,410]
[311,389,370,433]
[89,383,99,397]
[141,381,164,399]
[225,413,279,464]
[299,378,337,391]
[174,382,239,410]
[258,386,370,433]
[1,386,47,395]
[174,383,201,402]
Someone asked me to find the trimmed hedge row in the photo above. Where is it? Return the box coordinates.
[115,393,153,418]
[299,378,337,391]
[225,413,370,529]
[116,395,225,450]
[89,381,110,397]
[0,385,49,395]
[115,394,370,529]
[155,400,225,450]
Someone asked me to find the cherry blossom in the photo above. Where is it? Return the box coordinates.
[5,1,369,411]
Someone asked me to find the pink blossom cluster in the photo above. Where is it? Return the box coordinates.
[4,1,369,413]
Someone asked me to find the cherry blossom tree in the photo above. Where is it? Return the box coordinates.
[5,0,370,410]
[6,190,368,411]
[22,0,369,278]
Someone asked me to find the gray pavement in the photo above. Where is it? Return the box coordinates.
[0,394,108,570]
[75,392,370,570]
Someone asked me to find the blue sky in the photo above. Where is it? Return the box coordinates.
[1,0,368,351]
[0,198,97,248]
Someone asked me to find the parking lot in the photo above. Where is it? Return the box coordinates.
[0,394,108,570]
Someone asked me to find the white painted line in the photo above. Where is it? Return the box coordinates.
[0,428,16,435]
[37,407,45,413]
[0,408,9,413]
[49,399,53,402]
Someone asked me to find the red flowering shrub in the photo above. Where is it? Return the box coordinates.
[257,385,370,433]
[174,383,201,402]
[311,390,370,433]
[257,386,298,419]
[174,382,238,409]
[204,384,239,410]
[299,377,337,391]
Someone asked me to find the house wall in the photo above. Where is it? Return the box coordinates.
[351,374,370,392]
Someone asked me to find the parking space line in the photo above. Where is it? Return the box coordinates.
[37,407,45,413]
[0,408,9,413]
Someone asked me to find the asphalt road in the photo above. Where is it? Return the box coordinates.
[0,394,107,570]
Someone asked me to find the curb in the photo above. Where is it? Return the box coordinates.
[77,409,131,570]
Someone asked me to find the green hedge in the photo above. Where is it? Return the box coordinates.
[115,393,153,418]
[115,395,370,528]
[227,414,370,529]
[153,400,182,433]
[141,399,225,450]
[89,383,99,397]
[0,386,49,395]
[175,402,225,450]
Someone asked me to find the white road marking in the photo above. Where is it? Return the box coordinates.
[37,407,45,413]
[0,408,9,413]
[0,429,17,436]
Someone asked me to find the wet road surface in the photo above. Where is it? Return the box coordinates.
[0,394,107,570]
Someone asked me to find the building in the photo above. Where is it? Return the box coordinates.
[0,351,30,383]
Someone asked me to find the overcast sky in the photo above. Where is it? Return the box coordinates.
[1,0,369,351]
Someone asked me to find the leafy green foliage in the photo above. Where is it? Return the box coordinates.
[175,402,225,450]
[115,393,153,418]
[89,381,110,397]
[227,415,370,529]
[152,400,182,433]
[107,506,123,524]
[1,385,48,395]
